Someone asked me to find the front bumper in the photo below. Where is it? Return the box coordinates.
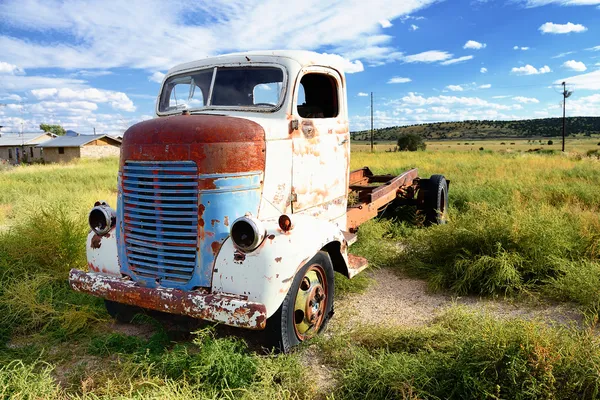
[69,269,267,330]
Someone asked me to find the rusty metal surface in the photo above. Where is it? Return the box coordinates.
[69,269,267,330]
[346,168,419,232]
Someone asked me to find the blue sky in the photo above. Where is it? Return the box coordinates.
[0,0,599,134]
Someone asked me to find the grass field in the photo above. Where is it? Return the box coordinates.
[1,145,600,398]
[352,136,600,154]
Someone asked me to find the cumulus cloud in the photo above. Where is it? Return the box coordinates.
[403,50,452,63]
[30,88,136,112]
[388,77,412,84]
[539,22,587,34]
[0,94,23,101]
[410,24,419,31]
[149,71,166,83]
[464,40,486,50]
[440,55,474,65]
[0,61,24,75]
[513,96,540,103]
[480,67,488,73]
[511,64,552,75]
[446,85,464,91]
[563,60,587,71]
[379,19,393,28]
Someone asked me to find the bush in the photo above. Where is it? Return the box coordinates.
[548,140,553,145]
[397,133,426,151]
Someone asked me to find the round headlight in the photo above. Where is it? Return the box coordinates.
[230,216,265,252]
[89,202,116,236]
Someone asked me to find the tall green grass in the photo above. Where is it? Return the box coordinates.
[350,151,600,309]
[324,307,600,399]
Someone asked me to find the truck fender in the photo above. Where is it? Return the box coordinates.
[86,227,121,276]
[211,214,350,318]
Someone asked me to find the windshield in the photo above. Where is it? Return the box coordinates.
[158,66,284,113]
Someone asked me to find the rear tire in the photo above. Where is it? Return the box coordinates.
[104,300,144,323]
[420,174,449,225]
[266,251,335,353]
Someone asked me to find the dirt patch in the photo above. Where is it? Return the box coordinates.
[332,268,584,330]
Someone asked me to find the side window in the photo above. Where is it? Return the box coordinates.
[58,147,65,155]
[253,82,281,105]
[297,73,339,119]
[8,148,12,159]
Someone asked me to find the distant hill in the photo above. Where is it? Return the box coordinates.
[351,117,600,141]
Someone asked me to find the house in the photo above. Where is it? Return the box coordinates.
[38,134,122,163]
[0,132,56,164]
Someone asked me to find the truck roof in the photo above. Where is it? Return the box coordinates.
[166,50,348,76]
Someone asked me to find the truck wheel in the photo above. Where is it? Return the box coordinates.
[104,300,143,323]
[421,174,449,225]
[267,251,335,353]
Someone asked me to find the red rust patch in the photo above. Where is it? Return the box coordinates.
[275,257,282,263]
[234,251,246,262]
[224,216,229,227]
[211,241,221,257]
[90,234,102,249]
[211,219,220,227]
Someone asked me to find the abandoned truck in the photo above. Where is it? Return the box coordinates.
[69,51,449,352]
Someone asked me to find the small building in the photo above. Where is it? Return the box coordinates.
[0,132,56,164]
[38,134,122,163]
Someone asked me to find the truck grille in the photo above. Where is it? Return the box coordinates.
[122,161,198,284]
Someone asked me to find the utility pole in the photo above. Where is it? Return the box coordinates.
[370,92,374,153]
[561,81,572,152]
[93,127,96,135]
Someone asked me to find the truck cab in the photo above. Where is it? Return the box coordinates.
[69,51,448,352]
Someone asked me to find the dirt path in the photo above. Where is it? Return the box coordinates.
[332,268,584,331]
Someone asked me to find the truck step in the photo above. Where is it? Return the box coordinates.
[347,254,368,278]
[342,231,358,246]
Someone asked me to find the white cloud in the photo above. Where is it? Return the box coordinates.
[446,85,464,91]
[492,95,511,99]
[0,0,438,71]
[379,19,393,28]
[148,71,165,83]
[553,51,575,58]
[563,60,587,72]
[0,75,87,91]
[0,61,24,75]
[403,50,452,63]
[480,67,488,73]
[440,55,474,65]
[388,76,412,84]
[555,69,600,90]
[588,45,600,51]
[410,24,419,31]
[0,94,23,101]
[539,22,587,34]
[520,0,600,7]
[358,92,369,97]
[511,64,552,75]
[30,88,136,112]
[513,96,540,103]
[565,93,600,116]
[73,70,113,78]
[478,84,492,89]
[319,53,364,73]
[464,40,486,50]
[513,46,529,50]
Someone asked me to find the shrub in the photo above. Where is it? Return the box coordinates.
[548,140,553,145]
[397,133,426,151]
[479,147,484,151]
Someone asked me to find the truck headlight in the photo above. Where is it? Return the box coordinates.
[230,216,265,253]
[89,201,116,236]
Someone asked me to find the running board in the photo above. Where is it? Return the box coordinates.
[347,254,368,278]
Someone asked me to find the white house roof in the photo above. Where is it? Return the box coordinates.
[38,134,121,148]
[0,133,55,147]
[166,50,348,77]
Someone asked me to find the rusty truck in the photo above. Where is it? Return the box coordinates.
[69,50,449,352]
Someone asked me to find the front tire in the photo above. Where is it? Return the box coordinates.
[267,251,335,353]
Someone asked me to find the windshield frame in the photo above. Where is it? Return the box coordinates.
[156,62,288,116]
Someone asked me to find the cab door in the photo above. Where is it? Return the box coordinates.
[291,67,350,227]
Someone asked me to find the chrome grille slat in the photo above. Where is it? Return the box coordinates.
[123,161,198,284]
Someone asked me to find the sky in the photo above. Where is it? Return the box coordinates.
[0,0,599,134]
